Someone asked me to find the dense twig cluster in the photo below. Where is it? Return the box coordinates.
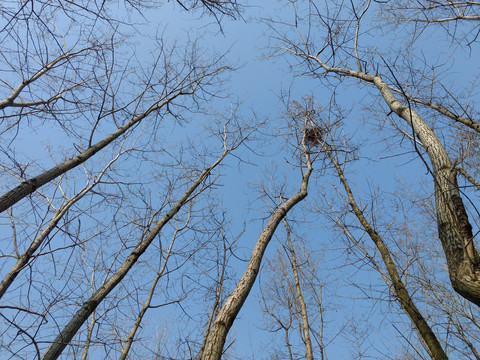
[304,126,323,147]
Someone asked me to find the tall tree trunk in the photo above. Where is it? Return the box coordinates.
[371,76,480,305]
[40,151,230,360]
[199,154,312,360]
[296,53,480,306]
[284,220,314,360]
[327,148,448,360]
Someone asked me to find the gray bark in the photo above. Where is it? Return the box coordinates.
[0,92,181,213]
[298,52,480,306]
[328,148,448,360]
[371,76,480,305]
[199,156,312,360]
[40,151,229,360]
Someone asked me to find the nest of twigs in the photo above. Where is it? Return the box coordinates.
[304,126,323,146]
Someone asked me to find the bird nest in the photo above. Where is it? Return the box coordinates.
[304,127,323,146]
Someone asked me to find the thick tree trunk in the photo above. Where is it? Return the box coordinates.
[199,159,312,360]
[40,152,228,360]
[372,76,480,306]
[0,92,181,213]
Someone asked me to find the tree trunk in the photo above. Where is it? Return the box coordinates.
[0,91,182,213]
[372,76,480,306]
[328,149,448,360]
[199,158,312,360]
[40,152,228,360]
[301,54,480,306]
[284,220,314,360]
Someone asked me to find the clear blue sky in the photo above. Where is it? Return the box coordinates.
[135,3,430,358]
[2,1,479,359]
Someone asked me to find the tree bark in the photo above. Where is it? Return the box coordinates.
[199,156,312,360]
[371,76,480,306]
[296,52,480,307]
[40,151,229,360]
[0,91,182,213]
[328,149,448,360]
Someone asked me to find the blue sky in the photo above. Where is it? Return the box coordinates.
[134,3,421,358]
[2,1,480,359]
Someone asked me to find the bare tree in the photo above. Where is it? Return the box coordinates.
[199,112,314,360]
[258,219,327,360]
[380,1,480,45]
[259,249,300,360]
[0,1,257,359]
[324,132,447,359]
[117,214,191,360]
[254,0,480,357]
[283,219,315,360]
[269,0,480,309]
[5,0,480,358]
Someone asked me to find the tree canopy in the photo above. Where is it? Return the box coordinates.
[1,1,480,359]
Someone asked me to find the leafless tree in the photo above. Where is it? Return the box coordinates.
[260,0,480,357]
[198,107,314,360]
[324,131,447,359]
[258,219,327,360]
[0,1,256,359]
[269,0,480,310]
[5,0,480,358]
[379,1,480,45]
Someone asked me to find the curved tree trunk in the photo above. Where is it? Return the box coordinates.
[328,148,448,360]
[199,155,312,360]
[297,52,480,306]
[371,76,480,305]
[40,151,230,360]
